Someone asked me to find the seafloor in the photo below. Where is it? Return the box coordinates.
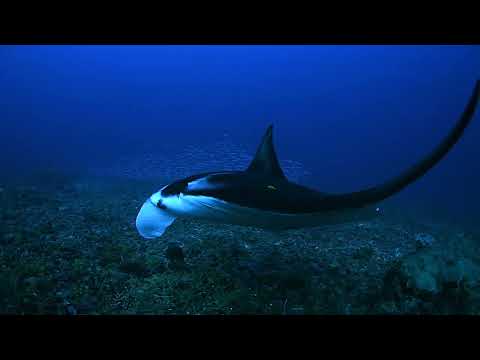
[1,175,480,315]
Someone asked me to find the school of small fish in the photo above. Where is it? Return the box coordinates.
[87,133,312,183]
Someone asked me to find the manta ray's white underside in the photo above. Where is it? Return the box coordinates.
[135,187,377,239]
[136,192,299,239]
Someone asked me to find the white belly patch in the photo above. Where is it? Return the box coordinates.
[136,189,376,239]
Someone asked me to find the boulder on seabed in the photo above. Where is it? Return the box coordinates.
[414,233,436,250]
[383,238,480,313]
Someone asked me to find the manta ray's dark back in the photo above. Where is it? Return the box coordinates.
[166,80,480,215]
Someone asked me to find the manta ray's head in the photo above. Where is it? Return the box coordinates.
[136,171,232,239]
[135,189,177,239]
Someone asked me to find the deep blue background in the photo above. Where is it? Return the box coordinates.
[1,45,479,221]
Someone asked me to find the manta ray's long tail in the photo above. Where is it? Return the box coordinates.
[326,80,480,209]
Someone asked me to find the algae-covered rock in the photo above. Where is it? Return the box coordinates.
[165,243,186,271]
[414,233,436,249]
[383,239,480,313]
[352,245,375,260]
[402,251,442,296]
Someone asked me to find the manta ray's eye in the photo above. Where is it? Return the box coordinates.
[156,200,167,210]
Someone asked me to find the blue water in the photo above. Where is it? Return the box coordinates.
[1,45,479,224]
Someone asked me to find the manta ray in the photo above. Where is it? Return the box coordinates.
[136,81,480,239]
